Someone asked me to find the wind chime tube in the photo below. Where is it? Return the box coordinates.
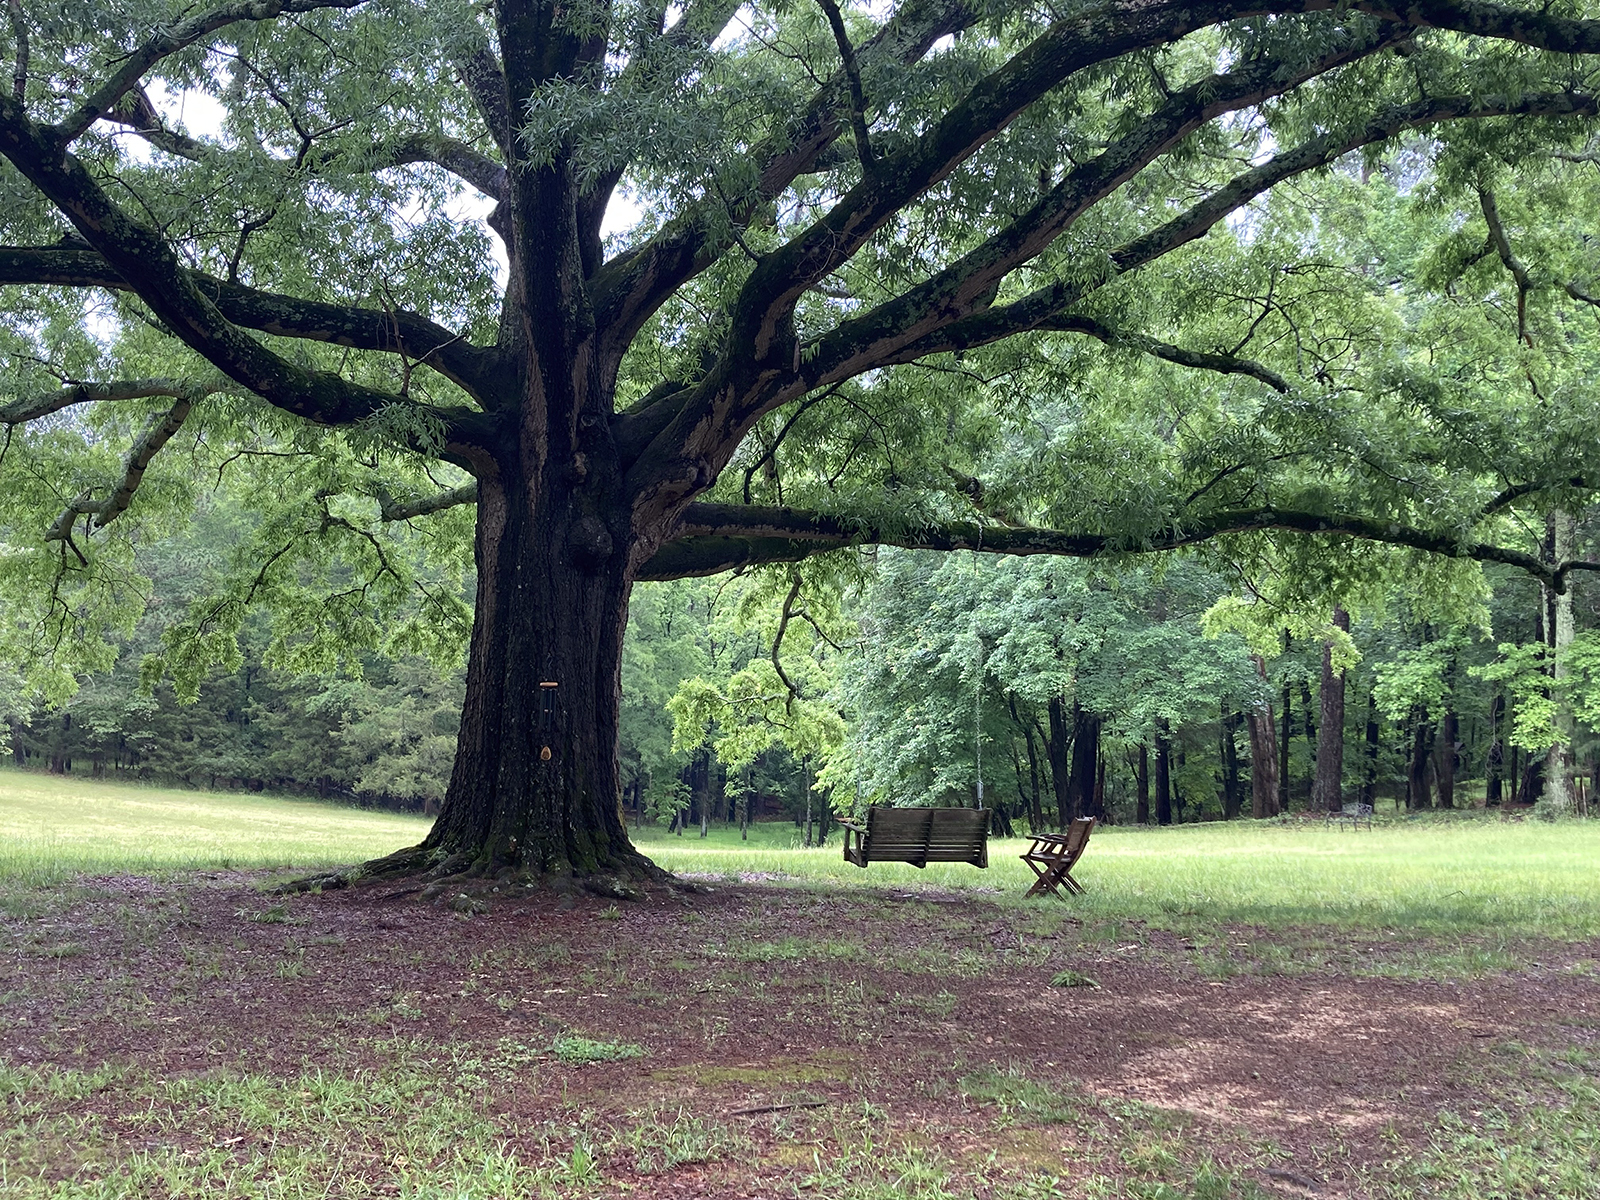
[539,681,558,761]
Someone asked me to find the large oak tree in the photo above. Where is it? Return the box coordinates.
[6,0,1600,888]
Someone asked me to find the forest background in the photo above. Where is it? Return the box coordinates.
[8,503,1593,840]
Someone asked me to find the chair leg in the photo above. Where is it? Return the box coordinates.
[1024,858,1056,898]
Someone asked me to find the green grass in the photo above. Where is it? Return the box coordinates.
[635,814,1600,938]
[2,773,1596,1196]
[548,1035,645,1066]
[7,767,1600,939]
[0,768,430,883]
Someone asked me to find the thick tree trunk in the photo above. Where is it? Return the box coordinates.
[1247,655,1279,819]
[1407,713,1434,810]
[362,458,659,892]
[1313,606,1350,812]
[1518,752,1544,805]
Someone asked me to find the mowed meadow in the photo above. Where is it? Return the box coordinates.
[0,770,431,884]
[5,769,1600,1198]
[7,768,1600,939]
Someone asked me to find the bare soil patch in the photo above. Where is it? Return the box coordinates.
[3,872,1597,1197]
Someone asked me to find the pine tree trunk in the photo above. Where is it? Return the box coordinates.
[1313,605,1349,812]
[1436,708,1458,809]
[1064,701,1100,822]
[1136,744,1150,825]
[1543,510,1577,815]
[1155,723,1173,826]
[1247,655,1280,819]
[1220,707,1243,819]
[1047,696,1072,829]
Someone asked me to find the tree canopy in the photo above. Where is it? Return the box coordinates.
[7,0,1600,884]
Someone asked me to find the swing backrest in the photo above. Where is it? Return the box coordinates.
[856,807,989,868]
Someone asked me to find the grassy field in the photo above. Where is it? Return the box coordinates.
[0,769,430,884]
[4,771,1600,1197]
[5,768,1600,940]
[638,810,1600,938]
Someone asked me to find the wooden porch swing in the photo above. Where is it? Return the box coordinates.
[838,807,990,869]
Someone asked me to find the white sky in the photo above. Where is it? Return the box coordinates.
[136,77,645,288]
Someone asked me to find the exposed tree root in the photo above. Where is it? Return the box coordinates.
[272,841,685,906]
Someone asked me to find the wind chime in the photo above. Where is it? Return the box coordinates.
[538,681,559,762]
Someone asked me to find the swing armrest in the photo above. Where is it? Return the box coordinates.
[836,819,866,833]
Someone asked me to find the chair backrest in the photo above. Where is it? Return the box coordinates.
[1063,816,1096,860]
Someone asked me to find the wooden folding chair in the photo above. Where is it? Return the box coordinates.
[1020,817,1096,899]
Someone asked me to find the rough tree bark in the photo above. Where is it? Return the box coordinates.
[1407,712,1434,810]
[1436,707,1458,809]
[1312,605,1350,812]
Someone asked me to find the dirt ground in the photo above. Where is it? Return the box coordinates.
[4,872,1598,1197]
